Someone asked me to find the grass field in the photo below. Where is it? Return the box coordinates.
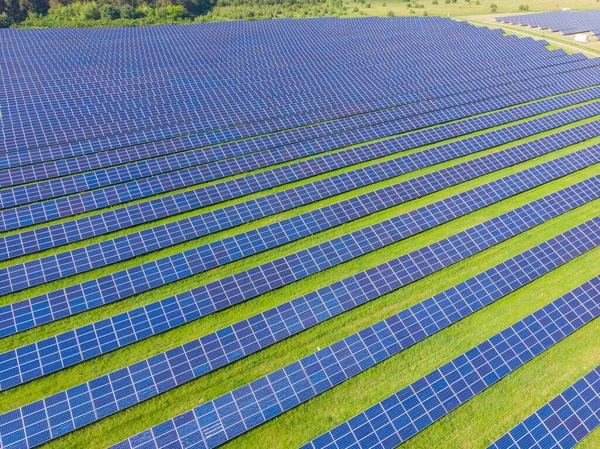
[2,19,600,449]
[345,0,600,19]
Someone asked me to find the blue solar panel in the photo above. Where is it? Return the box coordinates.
[4,86,600,264]
[2,103,599,296]
[2,184,599,449]
[0,18,569,154]
[0,52,585,191]
[488,366,600,449]
[5,64,600,232]
[497,11,600,37]
[2,145,598,393]
[2,17,600,449]
[0,36,566,170]
[3,93,600,263]
[2,121,598,337]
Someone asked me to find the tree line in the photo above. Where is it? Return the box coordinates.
[0,0,343,27]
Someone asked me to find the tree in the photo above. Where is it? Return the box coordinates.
[99,3,119,18]
[120,3,134,16]
[0,11,12,25]
[19,0,49,15]
[80,2,100,18]
[490,2,496,12]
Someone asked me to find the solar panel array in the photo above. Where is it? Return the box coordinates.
[497,10,600,37]
[299,275,600,449]
[3,86,600,256]
[3,179,600,449]
[5,61,600,232]
[0,52,589,195]
[3,119,600,339]
[1,144,598,393]
[3,107,600,297]
[1,16,600,449]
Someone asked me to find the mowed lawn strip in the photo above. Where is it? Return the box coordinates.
[4,166,600,449]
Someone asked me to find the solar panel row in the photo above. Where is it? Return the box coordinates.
[5,65,600,233]
[1,36,563,169]
[298,276,600,449]
[2,165,600,449]
[2,144,598,393]
[3,120,598,337]
[488,365,600,449]
[4,83,600,256]
[1,52,584,186]
[497,11,600,37]
[1,19,556,152]
[3,103,599,293]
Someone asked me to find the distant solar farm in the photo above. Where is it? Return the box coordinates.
[496,10,600,37]
[2,15,600,449]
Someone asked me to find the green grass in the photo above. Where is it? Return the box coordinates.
[344,0,600,20]
[2,66,600,449]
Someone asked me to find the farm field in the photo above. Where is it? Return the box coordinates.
[1,16,600,449]
[344,0,600,21]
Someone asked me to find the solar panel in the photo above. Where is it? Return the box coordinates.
[2,120,599,337]
[2,103,599,294]
[3,173,600,449]
[2,17,600,449]
[4,84,600,256]
[488,365,600,449]
[0,18,569,154]
[2,144,598,393]
[1,38,567,170]
[497,11,600,38]
[1,52,585,189]
[5,63,600,231]
[298,276,600,449]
